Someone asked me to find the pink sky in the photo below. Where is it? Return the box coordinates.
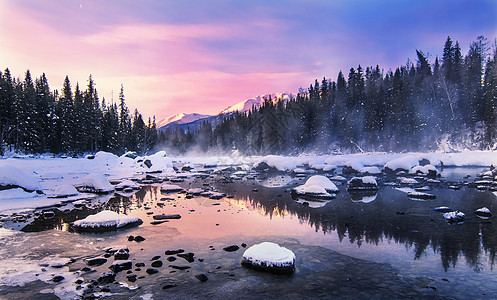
[1,1,496,122]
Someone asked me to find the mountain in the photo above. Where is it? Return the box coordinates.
[219,92,295,115]
[156,113,212,128]
[159,92,295,132]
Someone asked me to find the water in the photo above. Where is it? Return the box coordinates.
[1,168,497,299]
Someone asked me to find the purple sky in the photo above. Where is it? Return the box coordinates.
[1,0,496,122]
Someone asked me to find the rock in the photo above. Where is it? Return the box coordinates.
[209,192,226,200]
[146,268,159,275]
[151,260,163,268]
[154,214,181,220]
[434,206,452,213]
[52,275,65,283]
[151,256,161,261]
[167,256,177,262]
[109,261,132,273]
[165,249,185,255]
[127,235,135,242]
[346,176,378,191]
[195,274,208,282]
[114,249,130,260]
[135,262,145,267]
[87,257,107,266]
[177,252,195,263]
[407,192,436,200]
[475,207,492,218]
[241,242,295,274]
[170,265,191,270]
[162,284,177,289]
[98,272,116,284]
[72,211,142,232]
[134,235,146,242]
[241,243,247,248]
[143,159,153,169]
[223,245,240,252]
[126,274,137,282]
[160,184,184,193]
[150,220,169,225]
[443,211,465,223]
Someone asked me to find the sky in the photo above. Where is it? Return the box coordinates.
[1,0,496,123]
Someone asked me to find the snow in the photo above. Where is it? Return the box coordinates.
[360,176,377,185]
[384,155,419,172]
[242,242,295,269]
[443,211,465,222]
[115,180,140,190]
[344,160,364,171]
[293,184,332,198]
[304,175,339,192]
[255,155,297,172]
[73,210,141,229]
[360,166,381,174]
[160,184,184,193]
[219,92,294,115]
[476,207,491,214]
[399,177,418,184]
[141,151,173,171]
[80,174,114,193]
[49,185,79,198]
[0,165,42,192]
[410,165,438,175]
[158,113,212,127]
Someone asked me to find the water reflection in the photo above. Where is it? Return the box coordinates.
[214,179,497,272]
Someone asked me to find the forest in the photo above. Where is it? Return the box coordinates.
[0,72,157,156]
[1,35,496,156]
[160,36,497,155]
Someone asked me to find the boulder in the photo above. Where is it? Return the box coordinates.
[241,242,295,274]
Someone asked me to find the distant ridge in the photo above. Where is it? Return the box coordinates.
[159,92,294,132]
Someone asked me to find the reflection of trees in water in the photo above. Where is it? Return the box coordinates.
[216,181,497,272]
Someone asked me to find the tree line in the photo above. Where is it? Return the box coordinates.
[0,71,158,156]
[159,35,497,154]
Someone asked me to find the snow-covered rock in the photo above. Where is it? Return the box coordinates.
[342,160,364,175]
[304,175,339,193]
[399,177,418,185]
[0,165,42,192]
[73,210,143,232]
[160,184,184,193]
[360,166,381,175]
[241,242,295,274]
[407,191,436,200]
[383,156,419,174]
[346,176,378,191]
[292,184,334,199]
[114,180,141,191]
[475,207,492,218]
[410,165,438,177]
[79,174,114,193]
[141,151,173,171]
[254,155,297,172]
[443,211,465,223]
[49,185,79,198]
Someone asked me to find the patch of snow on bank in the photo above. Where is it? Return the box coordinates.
[0,165,42,191]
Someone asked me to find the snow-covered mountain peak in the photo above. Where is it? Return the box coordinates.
[157,113,212,127]
[219,92,295,115]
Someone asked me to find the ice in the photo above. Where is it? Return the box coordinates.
[242,242,295,269]
[0,165,42,192]
[73,210,142,229]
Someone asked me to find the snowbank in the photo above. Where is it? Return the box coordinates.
[79,174,114,193]
[241,242,295,273]
[49,185,79,198]
[73,210,142,232]
[254,155,297,172]
[383,156,419,173]
[0,165,42,192]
